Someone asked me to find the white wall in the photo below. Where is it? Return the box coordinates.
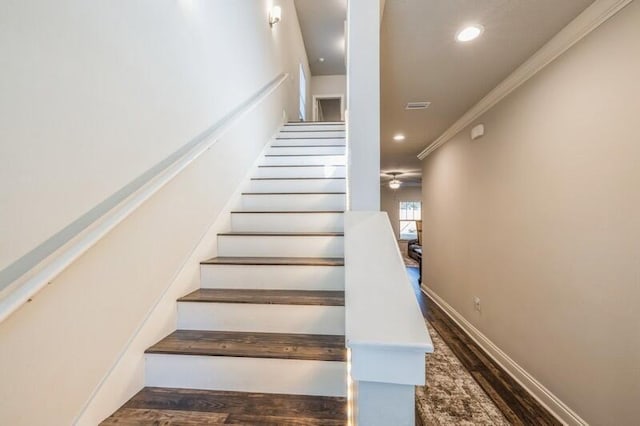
[0,1,310,424]
[0,0,311,273]
[421,3,640,424]
[347,0,381,210]
[381,185,422,241]
[311,75,346,120]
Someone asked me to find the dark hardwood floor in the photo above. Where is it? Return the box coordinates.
[146,330,347,361]
[101,387,347,425]
[407,267,561,426]
[179,289,345,306]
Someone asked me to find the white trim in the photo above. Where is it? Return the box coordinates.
[422,285,588,426]
[312,94,345,122]
[417,0,633,160]
[0,73,289,324]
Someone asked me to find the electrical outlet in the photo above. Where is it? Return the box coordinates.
[474,297,481,312]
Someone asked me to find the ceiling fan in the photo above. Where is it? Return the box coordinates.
[385,172,403,190]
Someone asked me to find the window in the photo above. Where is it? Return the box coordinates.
[298,64,306,121]
[399,201,421,240]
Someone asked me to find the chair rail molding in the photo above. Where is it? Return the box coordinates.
[417,0,633,160]
[0,73,289,324]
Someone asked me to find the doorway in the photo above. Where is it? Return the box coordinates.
[312,95,344,122]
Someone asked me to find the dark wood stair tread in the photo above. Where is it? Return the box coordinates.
[265,154,344,157]
[242,192,346,195]
[230,210,344,214]
[146,330,347,361]
[270,145,346,148]
[258,164,345,168]
[250,177,346,180]
[101,387,347,425]
[201,257,344,266]
[217,232,343,237]
[179,289,344,306]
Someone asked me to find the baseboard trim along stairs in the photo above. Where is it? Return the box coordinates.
[101,122,349,424]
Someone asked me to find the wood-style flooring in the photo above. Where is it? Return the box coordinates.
[146,330,347,362]
[407,267,561,426]
[101,387,347,425]
[179,289,345,306]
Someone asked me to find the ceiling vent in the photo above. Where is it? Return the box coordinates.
[405,101,431,110]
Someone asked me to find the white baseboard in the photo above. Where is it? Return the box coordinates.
[73,129,281,426]
[421,286,587,426]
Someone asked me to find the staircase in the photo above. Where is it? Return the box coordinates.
[102,122,348,424]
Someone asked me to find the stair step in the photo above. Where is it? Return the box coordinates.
[177,290,345,335]
[217,232,344,258]
[254,165,346,178]
[201,256,344,266]
[179,289,344,306]
[146,330,347,362]
[267,146,345,155]
[277,131,345,139]
[261,154,345,166]
[218,232,344,237]
[272,138,346,147]
[241,192,346,211]
[230,211,344,233]
[246,178,346,193]
[101,387,347,425]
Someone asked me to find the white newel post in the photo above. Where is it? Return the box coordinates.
[345,212,433,426]
[346,0,381,211]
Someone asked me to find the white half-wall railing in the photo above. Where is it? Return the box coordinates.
[345,211,433,426]
[0,73,289,324]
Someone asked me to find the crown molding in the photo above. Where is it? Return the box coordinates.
[417,0,633,160]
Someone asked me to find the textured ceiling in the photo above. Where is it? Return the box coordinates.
[380,0,595,179]
[294,0,347,76]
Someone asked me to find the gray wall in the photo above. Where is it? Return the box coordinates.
[421,2,640,424]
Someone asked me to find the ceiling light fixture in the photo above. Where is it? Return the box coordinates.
[318,57,325,62]
[269,6,282,27]
[393,134,405,142]
[456,24,484,42]
[388,173,402,190]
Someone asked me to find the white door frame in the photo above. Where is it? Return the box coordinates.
[312,94,345,122]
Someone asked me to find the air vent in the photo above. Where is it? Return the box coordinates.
[405,101,431,110]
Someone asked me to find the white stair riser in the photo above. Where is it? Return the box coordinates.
[262,155,345,166]
[200,265,344,290]
[278,131,345,139]
[268,146,345,155]
[254,166,346,179]
[284,124,344,131]
[177,303,345,335]
[231,212,344,233]
[272,138,346,147]
[247,179,345,193]
[218,235,344,258]
[242,193,346,211]
[146,354,347,397]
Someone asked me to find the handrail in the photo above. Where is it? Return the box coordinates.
[345,211,433,382]
[0,73,289,323]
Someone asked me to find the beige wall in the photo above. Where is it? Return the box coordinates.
[421,3,640,424]
[381,185,422,241]
[0,1,310,424]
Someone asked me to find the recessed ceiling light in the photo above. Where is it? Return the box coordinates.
[318,57,325,62]
[393,134,405,141]
[456,25,484,42]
